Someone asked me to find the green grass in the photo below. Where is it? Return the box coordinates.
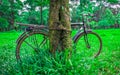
[0,30,21,47]
[0,29,120,75]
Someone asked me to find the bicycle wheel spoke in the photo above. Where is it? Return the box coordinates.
[75,32,102,58]
[23,40,36,50]
[39,37,48,49]
[32,34,39,48]
[16,32,49,63]
[28,34,38,48]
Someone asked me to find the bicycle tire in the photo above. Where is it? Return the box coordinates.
[74,31,102,58]
[16,31,49,63]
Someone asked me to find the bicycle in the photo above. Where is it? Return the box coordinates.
[16,14,102,63]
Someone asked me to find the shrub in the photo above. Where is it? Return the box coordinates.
[98,8,115,28]
[0,18,9,31]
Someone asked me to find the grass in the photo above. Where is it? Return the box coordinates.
[0,30,21,47]
[0,29,120,75]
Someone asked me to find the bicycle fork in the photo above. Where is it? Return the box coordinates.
[84,33,91,49]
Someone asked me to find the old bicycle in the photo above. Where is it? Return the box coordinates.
[16,15,102,62]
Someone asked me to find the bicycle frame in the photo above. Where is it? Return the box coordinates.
[17,13,92,46]
[16,18,102,61]
[16,20,92,44]
[72,14,92,48]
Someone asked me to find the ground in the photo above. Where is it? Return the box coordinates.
[0,29,120,74]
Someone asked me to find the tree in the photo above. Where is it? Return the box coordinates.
[8,0,15,29]
[49,0,72,54]
[115,12,120,28]
[23,0,49,25]
[98,8,115,28]
[0,18,9,31]
[0,0,23,30]
[107,0,119,4]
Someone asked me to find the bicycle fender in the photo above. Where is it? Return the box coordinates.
[16,32,27,44]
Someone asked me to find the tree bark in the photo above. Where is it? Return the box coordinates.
[49,0,72,54]
[9,0,15,30]
[40,5,43,25]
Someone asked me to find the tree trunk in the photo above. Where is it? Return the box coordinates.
[49,0,72,54]
[40,5,43,25]
[8,0,15,30]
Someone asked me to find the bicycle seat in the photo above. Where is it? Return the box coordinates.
[26,27,34,31]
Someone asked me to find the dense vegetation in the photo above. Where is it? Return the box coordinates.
[0,29,120,74]
[0,0,120,31]
[0,0,120,74]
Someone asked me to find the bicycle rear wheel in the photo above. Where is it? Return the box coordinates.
[74,31,102,58]
[16,31,49,63]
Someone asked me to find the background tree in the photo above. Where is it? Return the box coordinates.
[98,8,116,28]
[22,0,49,25]
[0,0,120,31]
[0,0,23,30]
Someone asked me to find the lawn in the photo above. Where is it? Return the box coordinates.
[0,30,21,47]
[0,29,120,74]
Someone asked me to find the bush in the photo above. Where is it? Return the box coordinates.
[98,20,110,27]
[98,8,115,28]
[4,50,101,75]
[89,21,98,29]
[1,40,120,75]
[0,18,9,31]
[116,13,120,25]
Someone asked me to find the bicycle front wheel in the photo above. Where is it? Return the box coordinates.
[16,31,49,63]
[74,31,102,58]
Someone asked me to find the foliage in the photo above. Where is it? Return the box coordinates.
[80,0,90,7]
[70,0,95,22]
[22,0,49,25]
[116,12,120,25]
[98,8,116,27]
[107,0,119,4]
[0,18,9,31]
[0,29,120,74]
[70,0,120,29]
[0,0,120,30]
[0,0,23,30]
[89,21,98,28]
